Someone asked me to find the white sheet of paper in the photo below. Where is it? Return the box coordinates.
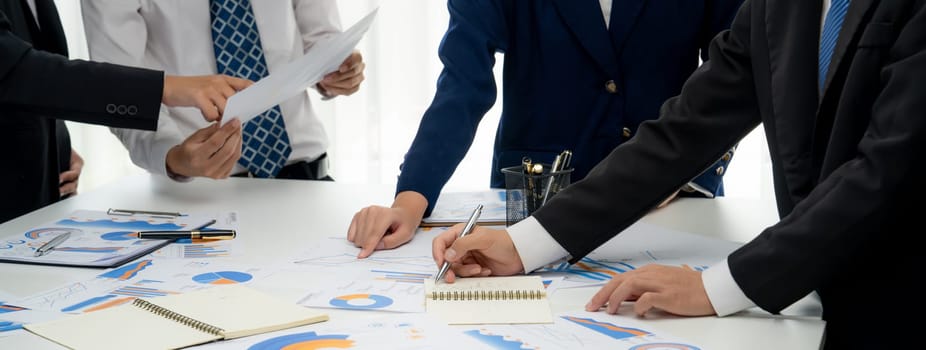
[460,310,704,350]
[423,190,508,225]
[533,222,742,284]
[14,259,271,313]
[296,278,425,313]
[191,313,482,350]
[222,8,378,124]
[288,227,448,280]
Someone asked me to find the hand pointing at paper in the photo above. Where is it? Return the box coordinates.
[318,51,366,97]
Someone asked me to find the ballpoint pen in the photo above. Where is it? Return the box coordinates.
[134,229,237,240]
[434,204,483,284]
[33,232,72,257]
[107,208,182,219]
[542,154,563,204]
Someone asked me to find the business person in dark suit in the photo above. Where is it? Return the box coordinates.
[348,0,744,257]
[0,2,249,223]
[433,0,923,348]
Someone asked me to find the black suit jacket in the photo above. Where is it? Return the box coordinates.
[533,0,923,347]
[0,2,163,223]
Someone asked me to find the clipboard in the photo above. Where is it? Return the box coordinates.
[0,209,215,268]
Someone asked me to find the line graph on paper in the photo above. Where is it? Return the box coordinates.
[290,229,447,279]
[13,282,95,311]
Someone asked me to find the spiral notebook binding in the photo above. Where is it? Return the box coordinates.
[132,298,224,336]
[428,289,546,301]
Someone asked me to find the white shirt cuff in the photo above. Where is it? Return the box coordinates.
[702,258,756,316]
[685,181,714,198]
[507,217,570,273]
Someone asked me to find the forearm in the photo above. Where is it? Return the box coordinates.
[392,191,428,224]
[0,46,162,130]
[395,0,507,215]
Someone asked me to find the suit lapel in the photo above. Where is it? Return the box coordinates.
[820,0,876,99]
[31,0,68,55]
[764,0,822,202]
[552,0,619,76]
[608,0,647,56]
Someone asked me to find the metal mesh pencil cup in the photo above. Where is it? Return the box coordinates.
[501,165,573,226]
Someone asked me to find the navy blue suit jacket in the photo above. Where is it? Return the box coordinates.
[397,0,743,214]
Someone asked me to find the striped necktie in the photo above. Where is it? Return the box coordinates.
[819,0,851,89]
[210,0,292,178]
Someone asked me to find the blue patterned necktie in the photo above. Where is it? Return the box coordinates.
[211,0,292,178]
[819,0,851,89]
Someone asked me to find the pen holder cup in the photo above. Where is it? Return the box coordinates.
[501,165,573,226]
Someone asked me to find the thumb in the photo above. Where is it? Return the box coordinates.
[379,230,411,250]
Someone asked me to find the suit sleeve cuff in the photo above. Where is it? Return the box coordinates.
[702,258,756,316]
[508,217,570,273]
[683,182,714,198]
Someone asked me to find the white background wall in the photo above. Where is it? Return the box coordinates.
[54,0,773,203]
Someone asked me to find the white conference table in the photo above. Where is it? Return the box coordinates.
[0,174,825,349]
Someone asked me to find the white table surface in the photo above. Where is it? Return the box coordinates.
[0,174,825,349]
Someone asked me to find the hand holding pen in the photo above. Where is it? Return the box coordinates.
[431,209,526,283]
[434,204,482,283]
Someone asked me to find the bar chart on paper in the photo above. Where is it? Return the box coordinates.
[462,311,703,350]
[534,222,738,285]
[191,314,479,350]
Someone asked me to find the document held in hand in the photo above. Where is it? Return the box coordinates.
[222,8,379,124]
[25,285,329,350]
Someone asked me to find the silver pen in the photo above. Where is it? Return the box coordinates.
[434,204,483,283]
[33,232,72,257]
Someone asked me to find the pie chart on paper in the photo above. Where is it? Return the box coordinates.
[192,271,253,285]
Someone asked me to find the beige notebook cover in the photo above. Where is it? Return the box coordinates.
[425,275,553,325]
[25,285,328,350]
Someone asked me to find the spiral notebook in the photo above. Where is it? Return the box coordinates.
[24,285,328,350]
[425,276,553,325]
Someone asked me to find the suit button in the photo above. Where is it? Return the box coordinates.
[605,80,618,94]
[106,104,117,113]
[622,127,632,138]
[716,166,725,175]
[117,105,128,115]
[722,152,732,162]
[127,105,138,116]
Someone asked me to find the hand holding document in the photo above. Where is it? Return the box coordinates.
[222,8,379,124]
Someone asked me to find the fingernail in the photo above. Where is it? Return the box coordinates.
[445,249,457,260]
[585,302,595,311]
[376,241,385,250]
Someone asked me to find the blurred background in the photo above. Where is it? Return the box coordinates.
[54,0,773,203]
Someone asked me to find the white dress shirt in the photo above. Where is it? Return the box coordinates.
[25,0,38,28]
[512,0,833,317]
[599,0,612,28]
[81,0,340,177]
